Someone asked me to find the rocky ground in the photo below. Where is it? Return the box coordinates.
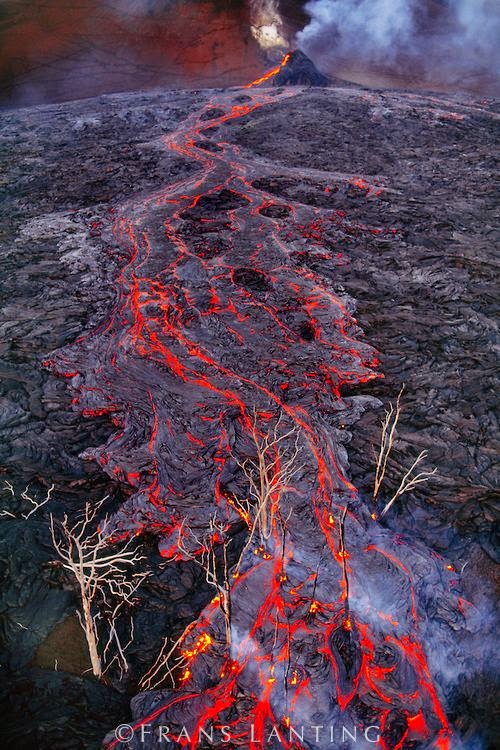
[0,89,215,749]
[223,86,499,554]
[0,80,498,749]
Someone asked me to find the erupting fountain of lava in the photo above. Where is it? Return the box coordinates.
[44,57,473,750]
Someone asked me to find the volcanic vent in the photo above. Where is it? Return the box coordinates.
[247,49,330,88]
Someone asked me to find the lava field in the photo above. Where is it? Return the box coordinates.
[0,60,498,750]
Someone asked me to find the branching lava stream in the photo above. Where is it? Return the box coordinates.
[46,62,468,749]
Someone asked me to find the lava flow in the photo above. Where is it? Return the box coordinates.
[245,52,291,88]
[46,62,468,750]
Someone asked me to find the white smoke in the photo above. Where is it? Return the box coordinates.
[296,0,500,84]
[250,0,289,49]
[453,0,500,69]
[298,0,416,62]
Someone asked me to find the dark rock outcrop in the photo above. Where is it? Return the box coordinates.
[273,49,330,87]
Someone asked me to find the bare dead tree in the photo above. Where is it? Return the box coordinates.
[373,387,404,502]
[142,412,303,691]
[380,453,437,518]
[373,387,437,517]
[233,411,302,574]
[1,481,54,519]
[50,500,148,678]
[140,516,230,690]
[140,621,213,691]
[140,620,195,690]
[176,517,232,647]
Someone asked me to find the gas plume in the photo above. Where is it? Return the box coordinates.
[296,0,500,88]
[249,0,289,49]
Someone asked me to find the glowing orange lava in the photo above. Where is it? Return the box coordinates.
[48,67,459,750]
[244,52,291,88]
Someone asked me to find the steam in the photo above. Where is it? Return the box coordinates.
[250,0,288,50]
[296,0,500,84]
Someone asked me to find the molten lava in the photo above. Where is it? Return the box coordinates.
[45,66,464,750]
[245,52,291,88]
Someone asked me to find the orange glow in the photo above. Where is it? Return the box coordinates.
[254,546,272,560]
[219,659,238,679]
[181,632,213,660]
[226,495,251,526]
[408,710,428,736]
[244,52,291,89]
[63,69,456,750]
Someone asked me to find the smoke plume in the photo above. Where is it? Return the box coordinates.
[296,0,500,87]
[249,0,289,49]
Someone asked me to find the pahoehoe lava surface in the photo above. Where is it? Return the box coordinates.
[1,80,498,749]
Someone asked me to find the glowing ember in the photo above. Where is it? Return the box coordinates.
[181,632,213,660]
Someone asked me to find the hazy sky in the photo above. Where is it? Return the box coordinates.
[1,1,498,107]
[0,1,269,106]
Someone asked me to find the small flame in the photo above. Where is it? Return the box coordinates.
[181,632,213,660]
[352,178,370,190]
[254,545,272,560]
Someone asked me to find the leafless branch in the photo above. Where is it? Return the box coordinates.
[1,481,54,519]
[234,410,302,574]
[140,620,197,691]
[176,517,232,647]
[142,411,303,691]
[139,522,221,692]
[21,483,54,519]
[380,451,437,517]
[373,387,404,501]
[373,388,437,517]
[50,500,148,678]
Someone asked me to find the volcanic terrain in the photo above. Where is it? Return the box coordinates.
[0,59,498,750]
